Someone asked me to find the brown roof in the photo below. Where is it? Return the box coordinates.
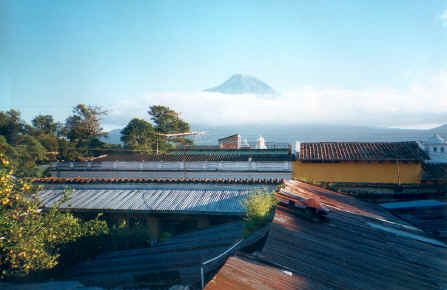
[205,254,326,290]
[31,177,283,185]
[206,180,447,289]
[298,141,427,162]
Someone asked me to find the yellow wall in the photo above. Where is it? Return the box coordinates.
[292,161,422,184]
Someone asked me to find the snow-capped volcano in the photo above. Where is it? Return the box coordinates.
[204,74,277,95]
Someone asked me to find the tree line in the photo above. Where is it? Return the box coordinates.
[0,104,192,177]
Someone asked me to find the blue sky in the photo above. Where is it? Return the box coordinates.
[1,1,447,129]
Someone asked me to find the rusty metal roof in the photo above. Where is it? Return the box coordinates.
[298,141,428,162]
[205,254,326,290]
[206,180,447,289]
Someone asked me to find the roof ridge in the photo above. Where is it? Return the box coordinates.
[30,177,284,185]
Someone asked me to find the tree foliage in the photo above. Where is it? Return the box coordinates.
[241,189,278,237]
[121,118,157,153]
[64,104,107,143]
[148,105,193,146]
[31,115,59,136]
[0,154,108,279]
[0,110,26,145]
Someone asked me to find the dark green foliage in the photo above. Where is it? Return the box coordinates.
[31,115,59,136]
[0,110,26,145]
[0,104,191,176]
[121,118,157,153]
[63,104,107,143]
[148,105,193,146]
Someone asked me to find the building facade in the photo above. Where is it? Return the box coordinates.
[417,134,447,164]
[293,141,427,184]
[218,134,241,149]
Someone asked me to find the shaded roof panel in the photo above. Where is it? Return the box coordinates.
[73,222,244,286]
[259,180,447,289]
[422,163,447,181]
[381,199,447,239]
[298,141,428,161]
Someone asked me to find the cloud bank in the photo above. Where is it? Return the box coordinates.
[105,71,447,130]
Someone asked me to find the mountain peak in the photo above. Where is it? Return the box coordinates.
[204,74,277,96]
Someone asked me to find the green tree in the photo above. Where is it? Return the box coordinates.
[36,134,59,153]
[64,104,107,144]
[121,118,157,153]
[148,105,193,146]
[31,115,59,136]
[0,110,26,145]
[57,138,80,161]
[17,136,47,163]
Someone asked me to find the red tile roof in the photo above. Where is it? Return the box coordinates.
[30,177,284,185]
[298,141,427,162]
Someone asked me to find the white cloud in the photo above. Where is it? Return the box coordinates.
[441,8,447,26]
[104,71,447,129]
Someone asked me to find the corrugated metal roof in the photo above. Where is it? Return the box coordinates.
[380,199,447,238]
[206,180,447,289]
[298,141,428,161]
[261,180,447,289]
[38,184,275,215]
[72,222,270,288]
[205,255,326,290]
[73,222,244,286]
[90,152,293,162]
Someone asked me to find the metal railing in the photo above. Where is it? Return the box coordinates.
[200,239,243,289]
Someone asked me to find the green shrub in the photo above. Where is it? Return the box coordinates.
[241,189,278,237]
[0,154,109,280]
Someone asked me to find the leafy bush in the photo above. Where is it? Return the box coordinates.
[241,189,278,237]
[0,154,108,280]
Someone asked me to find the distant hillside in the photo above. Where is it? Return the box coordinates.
[103,123,447,148]
[204,74,277,96]
[101,129,122,144]
[432,124,447,135]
